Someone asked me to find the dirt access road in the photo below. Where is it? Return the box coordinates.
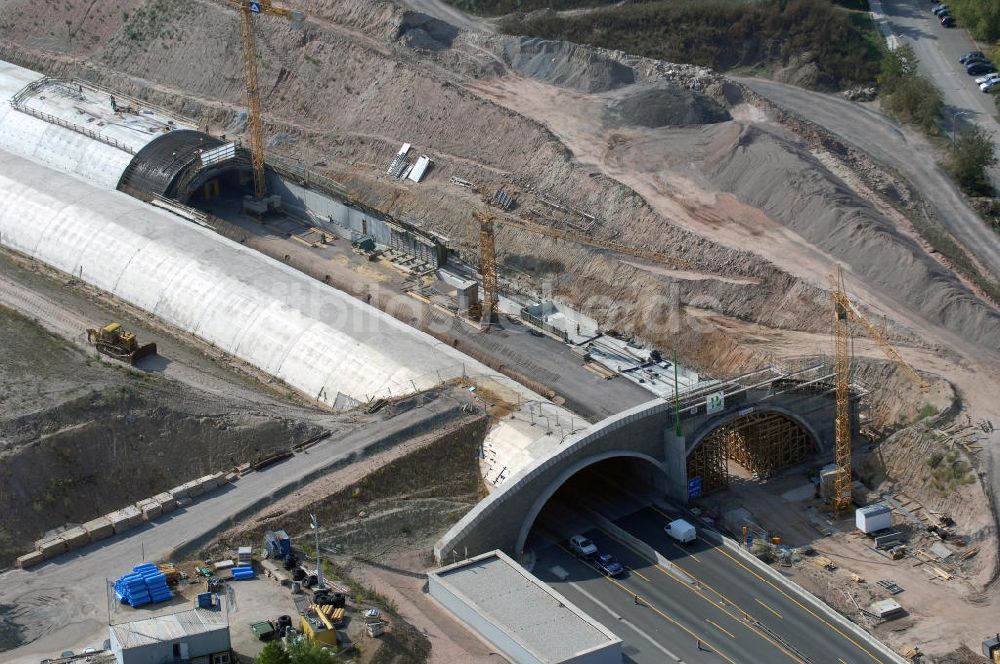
[0,389,475,663]
[739,77,1000,282]
[398,0,487,31]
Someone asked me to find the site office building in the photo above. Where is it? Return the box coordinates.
[108,608,232,664]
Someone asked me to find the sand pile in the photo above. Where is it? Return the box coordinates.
[605,81,731,128]
[501,36,636,92]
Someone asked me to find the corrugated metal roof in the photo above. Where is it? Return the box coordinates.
[110,608,228,648]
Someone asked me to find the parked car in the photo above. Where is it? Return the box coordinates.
[941,14,955,27]
[594,553,625,577]
[568,534,598,557]
[960,51,985,64]
[981,79,1000,92]
[932,4,949,15]
[975,72,1000,85]
[968,62,996,76]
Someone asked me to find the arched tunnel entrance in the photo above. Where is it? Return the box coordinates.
[520,453,666,553]
[688,410,819,495]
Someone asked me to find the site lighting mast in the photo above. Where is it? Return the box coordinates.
[230,0,304,199]
[310,512,323,590]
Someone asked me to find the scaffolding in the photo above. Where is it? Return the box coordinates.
[687,412,817,495]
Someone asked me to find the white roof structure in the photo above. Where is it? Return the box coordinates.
[109,608,227,648]
[429,550,621,663]
[0,60,192,189]
[0,147,526,406]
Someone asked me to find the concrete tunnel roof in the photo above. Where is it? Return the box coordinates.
[0,146,521,407]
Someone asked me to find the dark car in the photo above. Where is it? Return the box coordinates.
[960,51,985,64]
[941,14,955,27]
[594,553,625,577]
[967,62,996,75]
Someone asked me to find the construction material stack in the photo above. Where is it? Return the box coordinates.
[232,565,255,581]
[114,563,173,607]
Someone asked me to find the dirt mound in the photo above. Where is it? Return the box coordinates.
[703,125,1000,351]
[500,36,635,92]
[397,12,459,51]
[605,82,731,128]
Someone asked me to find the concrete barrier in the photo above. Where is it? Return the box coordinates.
[82,516,114,541]
[107,505,142,534]
[153,492,177,513]
[136,498,162,521]
[184,479,204,498]
[583,508,695,584]
[16,550,44,568]
[169,484,190,500]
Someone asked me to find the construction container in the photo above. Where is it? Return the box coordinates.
[856,504,892,534]
[82,516,114,541]
[869,598,905,620]
[196,592,215,609]
[16,550,45,569]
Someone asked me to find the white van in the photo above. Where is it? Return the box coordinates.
[665,518,697,543]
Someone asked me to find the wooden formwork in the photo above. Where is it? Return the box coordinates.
[687,412,817,495]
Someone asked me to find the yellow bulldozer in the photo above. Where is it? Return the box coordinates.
[86,322,157,365]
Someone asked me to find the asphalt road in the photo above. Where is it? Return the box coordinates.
[879,0,1000,186]
[0,393,472,663]
[535,506,895,664]
[741,77,1000,281]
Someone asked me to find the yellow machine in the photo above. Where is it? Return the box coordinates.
[298,604,344,646]
[86,323,157,365]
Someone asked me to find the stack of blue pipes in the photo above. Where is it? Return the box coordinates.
[114,563,173,607]
[231,565,255,580]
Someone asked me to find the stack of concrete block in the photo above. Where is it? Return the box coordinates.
[107,505,143,534]
[16,550,44,568]
[82,516,114,541]
[183,478,204,498]
[169,483,190,500]
[36,536,67,560]
[153,492,177,514]
[61,526,90,552]
[136,498,162,522]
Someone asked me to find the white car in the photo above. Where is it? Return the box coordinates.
[975,73,1000,85]
[981,79,1000,92]
[567,534,598,557]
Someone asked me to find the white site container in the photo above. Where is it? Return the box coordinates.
[856,503,892,533]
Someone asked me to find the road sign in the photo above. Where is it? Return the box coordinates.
[687,476,702,500]
[706,391,724,415]
[249,1,261,13]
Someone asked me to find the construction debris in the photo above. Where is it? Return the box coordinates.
[876,580,904,595]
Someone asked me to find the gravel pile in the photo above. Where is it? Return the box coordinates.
[605,82,731,128]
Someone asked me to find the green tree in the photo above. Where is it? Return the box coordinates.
[286,638,337,664]
[877,43,918,94]
[255,642,291,664]
[885,74,941,132]
[947,125,997,197]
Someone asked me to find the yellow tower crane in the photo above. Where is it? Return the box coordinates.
[829,265,928,514]
[230,0,303,199]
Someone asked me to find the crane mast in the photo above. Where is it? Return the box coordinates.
[829,265,928,516]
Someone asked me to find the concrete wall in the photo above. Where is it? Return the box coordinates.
[436,386,844,563]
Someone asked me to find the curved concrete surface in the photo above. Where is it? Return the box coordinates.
[0,147,516,406]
